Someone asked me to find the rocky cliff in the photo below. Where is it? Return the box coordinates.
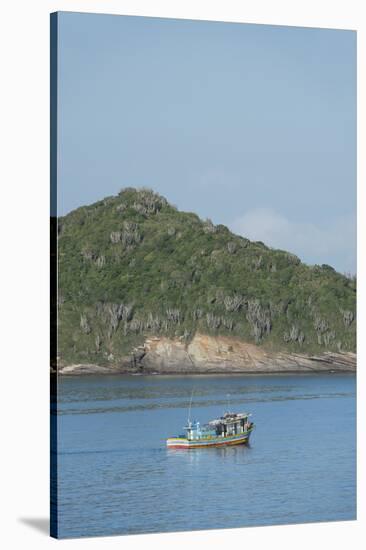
[58,333,356,375]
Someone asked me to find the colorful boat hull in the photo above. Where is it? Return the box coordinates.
[167,427,253,449]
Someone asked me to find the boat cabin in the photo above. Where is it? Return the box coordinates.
[183,412,251,440]
[209,412,252,437]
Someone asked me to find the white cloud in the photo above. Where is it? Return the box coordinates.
[229,208,356,275]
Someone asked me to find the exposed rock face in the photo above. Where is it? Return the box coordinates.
[58,363,132,375]
[58,333,356,375]
[80,314,91,334]
[139,333,356,373]
[203,219,217,234]
[132,189,167,216]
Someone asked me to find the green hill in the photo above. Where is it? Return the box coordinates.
[56,187,356,367]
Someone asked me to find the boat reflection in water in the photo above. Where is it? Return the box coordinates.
[167,411,254,449]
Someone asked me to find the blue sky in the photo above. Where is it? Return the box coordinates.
[57,12,356,274]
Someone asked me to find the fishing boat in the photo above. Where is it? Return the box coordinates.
[166,411,254,449]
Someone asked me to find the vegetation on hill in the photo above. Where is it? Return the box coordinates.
[57,188,356,366]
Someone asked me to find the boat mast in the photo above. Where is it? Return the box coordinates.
[224,393,231,415]
[187,388,194,426]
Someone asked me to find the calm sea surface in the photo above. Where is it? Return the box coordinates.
[56,373,356,538]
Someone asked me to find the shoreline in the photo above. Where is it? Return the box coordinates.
[54,369,356,377]
[55,334,356,377]
[54,362,356,377]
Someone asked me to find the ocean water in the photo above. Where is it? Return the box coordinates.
[54,373,356,538]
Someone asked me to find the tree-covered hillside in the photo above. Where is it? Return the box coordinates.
[57,188,356,366]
